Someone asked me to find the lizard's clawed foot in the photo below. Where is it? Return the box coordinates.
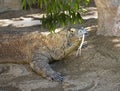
[50,72,64,82]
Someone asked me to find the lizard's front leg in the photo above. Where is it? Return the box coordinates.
[30,50,64,82]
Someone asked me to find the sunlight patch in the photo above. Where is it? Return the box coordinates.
[0,17,41,27]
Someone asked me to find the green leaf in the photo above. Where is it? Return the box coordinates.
[22,0,90,32]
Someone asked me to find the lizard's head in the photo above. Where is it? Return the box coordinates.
[66,27,88,56]
[67,27,88,40]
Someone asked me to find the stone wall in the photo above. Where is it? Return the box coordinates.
[0,0,21,12]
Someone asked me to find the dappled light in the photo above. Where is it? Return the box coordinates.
[0,16,41,28]
[110,38,120,48]
[115,44,120,48]
[82,7,98,20]
[112,39,120,43]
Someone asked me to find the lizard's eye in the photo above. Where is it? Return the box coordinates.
[70,30,74,32]
[69,28,75,33]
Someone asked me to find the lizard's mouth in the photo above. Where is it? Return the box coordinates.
[78,27,88,37]
[76,27,88,56]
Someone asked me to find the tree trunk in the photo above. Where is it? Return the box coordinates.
[0,0,21,12]
[94,0,120,36]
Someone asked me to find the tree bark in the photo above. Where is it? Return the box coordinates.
[0,0,21,12]
[94,0,120,36]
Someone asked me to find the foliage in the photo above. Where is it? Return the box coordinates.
[22,0,89,31]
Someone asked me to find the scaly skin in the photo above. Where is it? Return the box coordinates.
[0,28,82,82]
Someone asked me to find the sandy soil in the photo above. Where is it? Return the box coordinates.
[0,1,120,91]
